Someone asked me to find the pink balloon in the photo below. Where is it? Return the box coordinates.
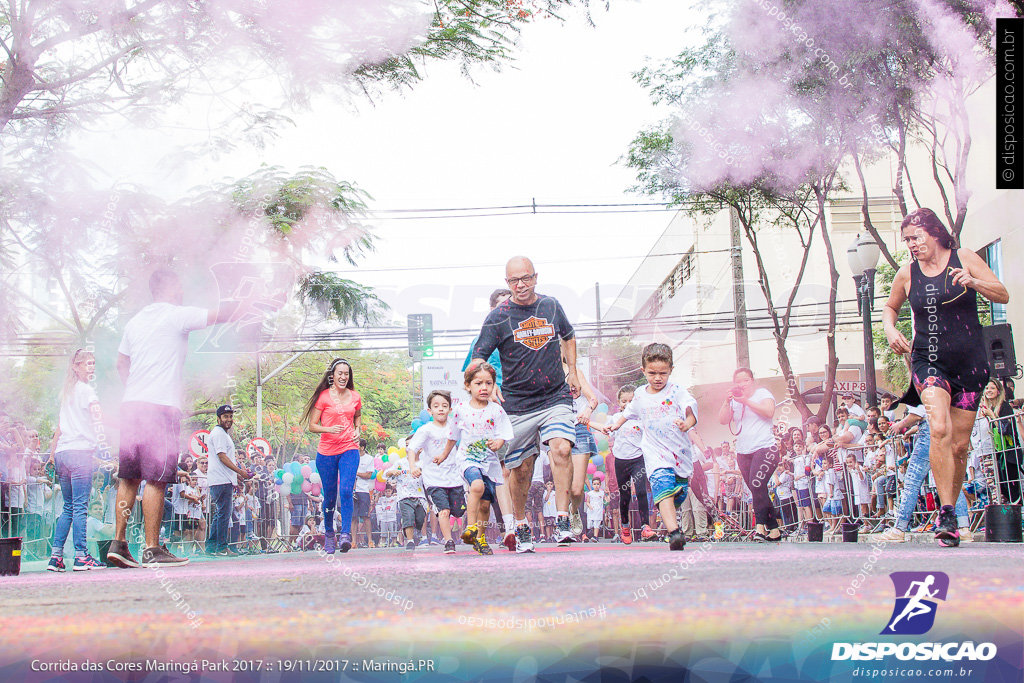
[594,471,606,480]
[301,465,312,478]
[311,483,322,496]
[374,479,386,492]
[374,456,384,470]
[301,481,312,493]
[587,463,597,475]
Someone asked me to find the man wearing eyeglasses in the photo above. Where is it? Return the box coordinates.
[470,256,582,553]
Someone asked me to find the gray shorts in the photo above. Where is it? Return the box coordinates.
[505,404,576,469]
[399,497,427,530]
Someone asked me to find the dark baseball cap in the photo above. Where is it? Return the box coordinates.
[216,404,234,417]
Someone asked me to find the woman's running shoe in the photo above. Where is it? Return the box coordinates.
[620,528,633,545]
[46,557,66,572]
[934,506,959,547]
[73,555,106,571]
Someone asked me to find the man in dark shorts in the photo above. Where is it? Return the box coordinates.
[107,268,271,568]
[471,256,582,552]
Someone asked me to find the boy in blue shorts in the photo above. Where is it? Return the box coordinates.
[603,343,697,551]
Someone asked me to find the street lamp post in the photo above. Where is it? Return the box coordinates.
[847,234,881,408]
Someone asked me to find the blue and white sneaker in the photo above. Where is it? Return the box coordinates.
[47,557,66,572]
[73,555,106,571]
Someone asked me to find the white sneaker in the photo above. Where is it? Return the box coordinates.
[958,527,974,543]
[554,516,576,546]
[569,503,583,537]
[514,524,535,553]
[875,527,907,543]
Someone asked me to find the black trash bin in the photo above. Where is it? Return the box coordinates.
[0,537,23,576]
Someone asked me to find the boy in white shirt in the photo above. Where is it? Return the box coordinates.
[408,390,464,555]
[383,455,429,552]
[604,343,697,551]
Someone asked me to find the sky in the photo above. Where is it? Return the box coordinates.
[72,0,704,345]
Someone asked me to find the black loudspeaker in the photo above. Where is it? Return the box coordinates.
[982,324,1017,378]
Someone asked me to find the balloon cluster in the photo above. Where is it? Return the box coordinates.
[274,461,322,497]
[371,446,407,492]
[410,408,433,434]
[585,403,612,488]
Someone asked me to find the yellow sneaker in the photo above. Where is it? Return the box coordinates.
[461,524,478,545]
[473,534,494,555]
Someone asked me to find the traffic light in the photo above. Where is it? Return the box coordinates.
[408,313,434,358]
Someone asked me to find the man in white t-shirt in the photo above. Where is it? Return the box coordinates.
[108,269,276,569]
[353,439,375,548]
[206,405,251,556]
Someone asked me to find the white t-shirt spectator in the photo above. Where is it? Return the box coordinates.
[730,388,777,453]
[56,383,101,452]
[775,471,794,500]
[836,421,865,464]
[376,494,398,524]
[970,413,995,457]
[585,488,605,520]
[117,303,208,409]
[791,454,811,490]
[408,421,461,489]
[354,453,374,494]
[620,382,698,478]
[542,488,556,518]
[87,514,112,559]
[532,450,548,484]
[847,403,867,419]
[6,462,25,508]
[187,486,203,520]
[447,401,514,486]
[195,473,209,513]
[206,425,238,487]
[25,475,50,515]
[171,482,189,515]
[611,418,644,461]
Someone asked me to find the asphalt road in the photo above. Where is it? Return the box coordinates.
[1,539,1021,682]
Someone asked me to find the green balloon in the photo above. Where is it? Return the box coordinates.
[290,480,303,495]
[274,469,284,478]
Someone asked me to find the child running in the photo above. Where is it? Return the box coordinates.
[603,343,697,551]
[383,452,429,552]
[408,390,465,555]
[435,362,514,556]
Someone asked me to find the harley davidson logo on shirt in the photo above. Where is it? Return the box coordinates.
[513,316,555,350]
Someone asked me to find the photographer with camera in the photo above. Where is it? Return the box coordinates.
[718,368,780,541]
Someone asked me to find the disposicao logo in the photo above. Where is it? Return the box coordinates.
[882,571,948,635]
[831,571,997,662]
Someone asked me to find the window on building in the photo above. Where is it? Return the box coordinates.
[642,248,697,320]
[982,240,1006,324]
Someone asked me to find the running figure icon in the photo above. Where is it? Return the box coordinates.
[887,575,939,631]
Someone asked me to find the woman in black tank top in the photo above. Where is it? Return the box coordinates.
[882,208,1009,547]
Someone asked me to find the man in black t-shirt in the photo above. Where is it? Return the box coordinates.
[471,256,582,552]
